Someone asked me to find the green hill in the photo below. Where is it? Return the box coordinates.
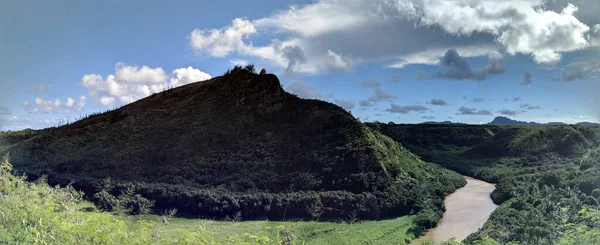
[369,123,600,244]
[0,66,464,226]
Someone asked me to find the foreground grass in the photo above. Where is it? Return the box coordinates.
[122,214,418,245]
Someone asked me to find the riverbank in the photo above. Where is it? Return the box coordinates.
[413,177,497,244]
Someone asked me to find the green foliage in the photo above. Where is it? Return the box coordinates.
[373,123,600,244]
[413,209,439,234]
[93,190,120,211]
[0,158,300,244]
[126,194,155,215]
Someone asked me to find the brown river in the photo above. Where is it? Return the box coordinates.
[413,176,498,244]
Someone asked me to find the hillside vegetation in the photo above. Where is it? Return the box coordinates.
[0,66,464,232]
[370,123,600,244]
[1,156,432,244]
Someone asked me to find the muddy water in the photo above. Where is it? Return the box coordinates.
[415,177,497,244]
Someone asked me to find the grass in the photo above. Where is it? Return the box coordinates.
[121,214,418,245]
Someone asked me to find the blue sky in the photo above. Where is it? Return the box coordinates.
[1,0,600,130]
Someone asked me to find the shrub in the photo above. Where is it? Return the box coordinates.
[126,194,155,215]
[92,190,120,211]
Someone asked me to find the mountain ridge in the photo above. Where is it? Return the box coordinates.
[488,116,600,126]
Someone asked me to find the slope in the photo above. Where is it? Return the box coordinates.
[0,66,464,225]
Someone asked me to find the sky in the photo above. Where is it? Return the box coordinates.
[1,0,600,130]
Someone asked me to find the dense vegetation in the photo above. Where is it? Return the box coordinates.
[2,156,438,244]
[0,66,464,234]
[371,123,600,244]
[0,157,224,244]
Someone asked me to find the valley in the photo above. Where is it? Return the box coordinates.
[1,67,600,244]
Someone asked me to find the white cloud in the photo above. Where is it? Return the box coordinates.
[0,115,79,131]
[114,62,168,84]
[386,45,498,68]
[189,0,600,73]
[65,97,75,107]
[229,59,249,66]
[325,50,355,72]
[415,1,592,64]
[81,62,212,107]
[170,66,212,88]
[190,18,257,57]
[24,96,86,114]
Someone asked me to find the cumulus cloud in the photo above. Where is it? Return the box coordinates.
[427,98,448,106]
[281,45,308,75]
[81,62,212,107]
[457,106,492,115]
[386,103,429,114]
[360,78,381,88]
[188,0,599,74]
[24,96,87,114]
[334,99,356,111]
[512,97,522,102]
[325,50,355,72]
[414,1,594,64]
[285,80,333,99]
[522,72,533,85]
[497,109,522,117]
[114,62,168,84]
[190,18,257,57]
[472,97,485,103]
[434,49,506,81]
[520,104,541,110]
[170,66,212,88]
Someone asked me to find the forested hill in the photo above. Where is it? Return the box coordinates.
[370,123,600,244]
[0,66,464,227]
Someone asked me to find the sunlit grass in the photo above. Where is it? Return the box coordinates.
[122,214,418,245]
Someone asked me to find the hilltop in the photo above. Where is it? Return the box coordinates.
[0,66,464,225]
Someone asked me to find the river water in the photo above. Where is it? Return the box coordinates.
[413,176,497,244]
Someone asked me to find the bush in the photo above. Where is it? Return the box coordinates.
[126,194,155,215]
[92,190,120,211]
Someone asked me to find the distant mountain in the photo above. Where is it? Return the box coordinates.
[488,116,599,126]
[576,122,600,126]
[420,121,467,125]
